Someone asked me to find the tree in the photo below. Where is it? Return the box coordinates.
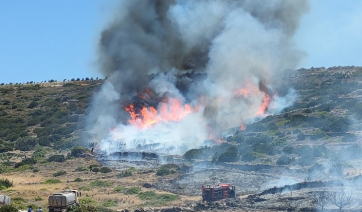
[313,190,328,210]
[328,190,355,211]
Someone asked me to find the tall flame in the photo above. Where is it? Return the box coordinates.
[124,97,196,129]
[124,82,272,136]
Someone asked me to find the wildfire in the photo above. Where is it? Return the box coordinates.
[240,123,246,131]
[235,82,272,117]
[124,81,272,135]
[255,93,271,116]
[124,97,196,129]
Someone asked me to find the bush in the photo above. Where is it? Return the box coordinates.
[32,147,46,159]
[117,170,133,178]
[14,158,37,168]
[75,166,88,172]
[156,167,175,176]
[74,178,83,182]
[241,152,256,162]
[90,180,112,188]
[35,196,43,201]
[14,137,39,151]
[252,142,275,155]
[183,149,201,161]
[283,146,295,154]
[137,191,178,203]
[297,133,306,141]
[99,167,112,173]
[53,170,66,177]
[102,199,118,207]
[48,155,66,162]
[113,186,125,192]
[218,151,239,162]
[0,178,13,190]
[44,179,61,184]
[276,155,292,165]
[234,133,245,143]
[78,197,96,205]
[27,101,39,108]
[70,146,89,157]
[124,187,141,195]
[91,167,100,173]
[0,205,18,212]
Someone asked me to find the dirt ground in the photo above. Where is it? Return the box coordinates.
[3,151,362,211]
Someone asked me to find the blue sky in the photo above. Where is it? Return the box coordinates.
[0,0,361,84]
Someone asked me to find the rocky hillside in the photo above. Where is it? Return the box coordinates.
[0,66,362,211]
[0,80,102,153]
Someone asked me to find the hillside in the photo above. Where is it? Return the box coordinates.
[0,80,102,153]
[1,66,362,211]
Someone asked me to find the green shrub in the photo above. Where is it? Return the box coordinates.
[14,158,37,168]
[78,197,96,205]
[75,166,89,172]
[79,186,91,191]
[156,164,179,176]
[137,191,178,204]
[70,146,89,157]
[241,152,256,162]
[276,155,293,165]
[137,191,158,200]
[252,142,275,155]
[113,186,125,192]
[90,180,112,188]
[15,164,32,171]
[11,196,27,204]
[74,178,83,182]
[99,167,112,173]
[27,101,39,108]
[53,170,66,177]
[44,179,61,184]
[0,178,13,189]
[117,168,136,178]
[0,205,18,212]
[48,155,66,162]
[32,147,46,159]
[183,149,201,161]
[124,187,141,195]
[35,196,43,201]
[91,167,100,173]
[102,199,117,207]
[218,151,239,162]
[14,137,39,151]
[156,167,175,176]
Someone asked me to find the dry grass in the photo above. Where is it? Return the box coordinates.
[1,156,199,210]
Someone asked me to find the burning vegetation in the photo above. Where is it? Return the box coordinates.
[86,0,306,155]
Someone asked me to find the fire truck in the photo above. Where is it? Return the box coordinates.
[202,183,235,201]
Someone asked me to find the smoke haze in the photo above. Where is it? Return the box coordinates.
[85,0,310,154]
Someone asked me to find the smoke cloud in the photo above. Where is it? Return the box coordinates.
[85,0,310,154]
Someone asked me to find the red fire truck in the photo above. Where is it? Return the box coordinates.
[202,183,236,201]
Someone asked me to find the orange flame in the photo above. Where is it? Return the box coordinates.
[234,82,271,116]
[240,123,246,131]
[124,97,196,129]
[256,93,270,116]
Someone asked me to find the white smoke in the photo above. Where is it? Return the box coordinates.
[85,0,309,155]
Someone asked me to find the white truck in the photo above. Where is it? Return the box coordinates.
[0,194,10,206]
[48,189,80,212]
